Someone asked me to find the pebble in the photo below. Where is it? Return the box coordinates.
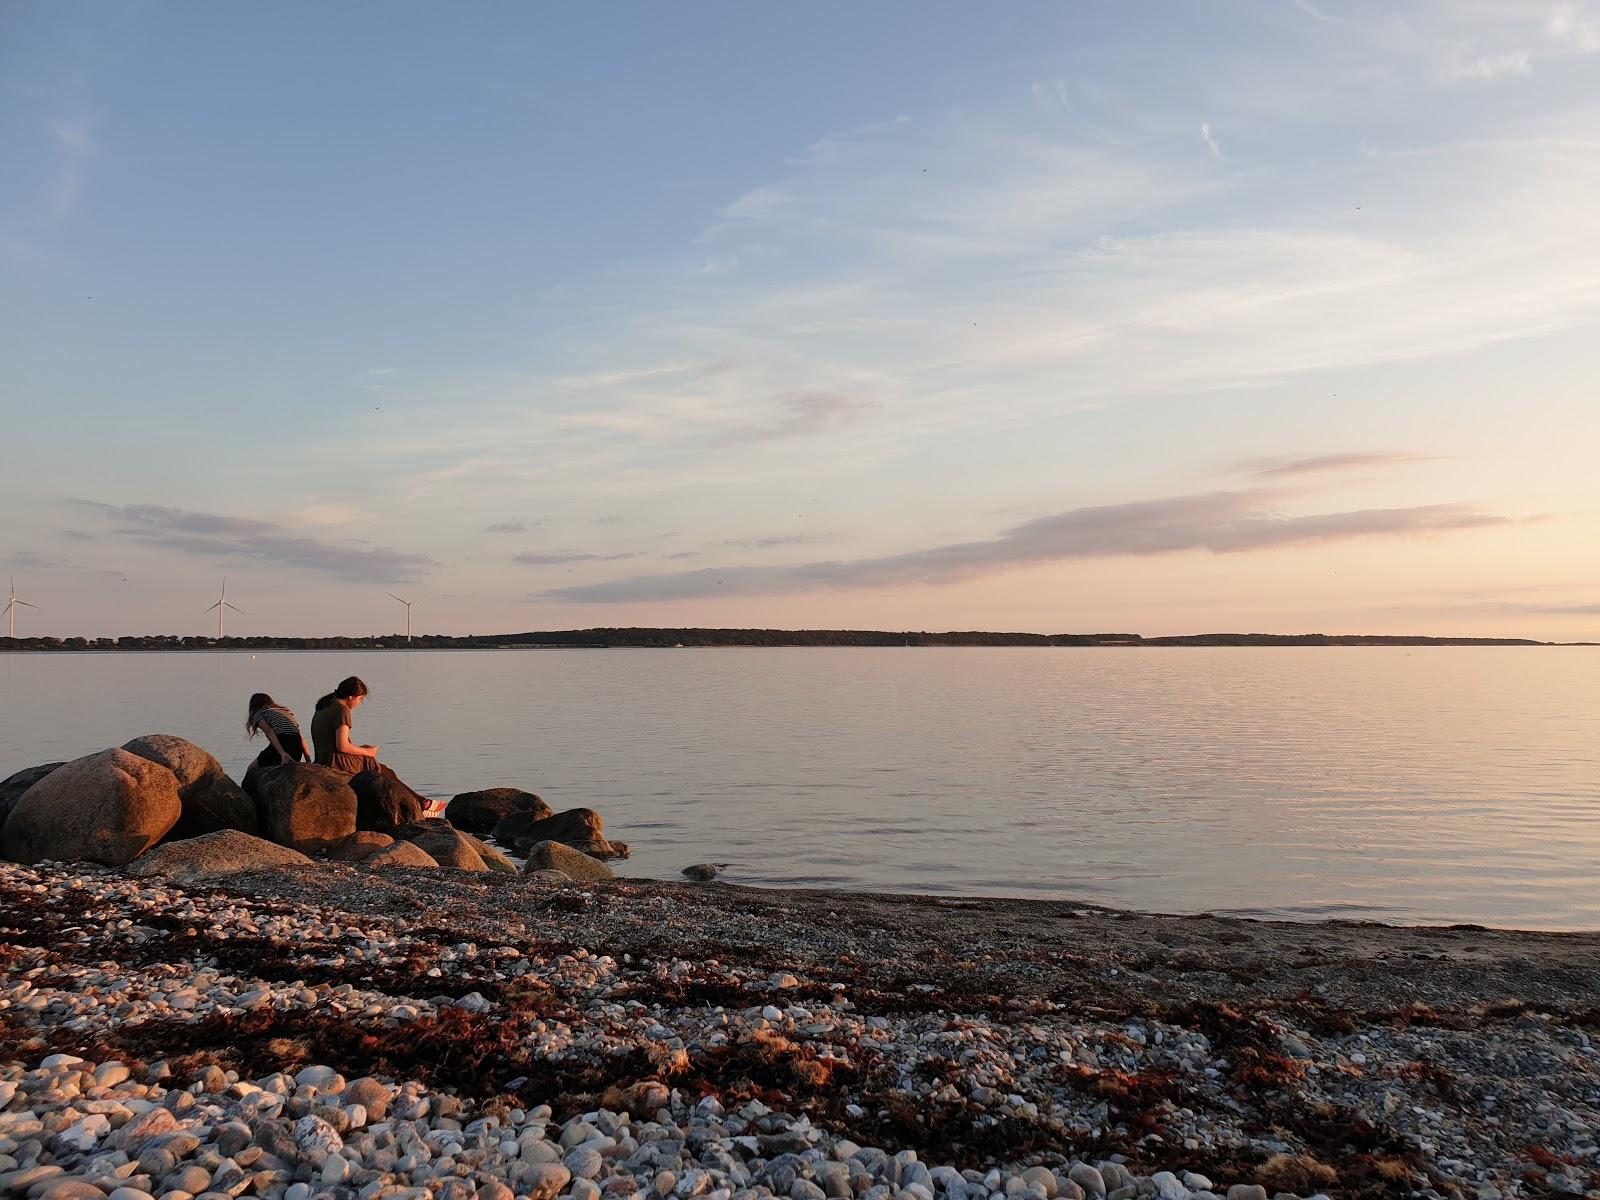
[0,857,1588,1200]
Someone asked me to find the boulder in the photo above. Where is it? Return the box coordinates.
[349,769,424,832]
[0,762,64,830]
[464,832,517,874]
[521,840,614,882]
[255,763,357,854]
[445,787,551,834]
[126,830,313,883]
[393,817,487,872]
[494,806,623,859]
[367,839,439,870]
[123,734,258,839]
[326,830,395,862]
[0,748,181,866]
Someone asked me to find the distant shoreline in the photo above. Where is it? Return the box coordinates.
[1,627,1587,651]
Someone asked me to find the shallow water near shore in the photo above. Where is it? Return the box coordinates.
[2,645,1597,930]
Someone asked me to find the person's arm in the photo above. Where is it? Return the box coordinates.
[335,723,379,759]
[261,724,293,764]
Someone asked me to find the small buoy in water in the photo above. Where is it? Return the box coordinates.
[681,863,730,883]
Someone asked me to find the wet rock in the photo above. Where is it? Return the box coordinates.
[445,788,552,834]
[491,807,611,857]
[254,764,357,854]
[1,748,181,866]
[126,830,312,883]
[520,840,614,882]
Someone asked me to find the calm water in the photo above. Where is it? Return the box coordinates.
[1,647,1596,930]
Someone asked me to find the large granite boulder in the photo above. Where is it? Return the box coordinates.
[445,787,551,834]
[126,830,312,884]
[326,830,395,863]
[349,769,424,832]
[123,734,257,839]
[255,763,357,854]
[393,817,487,872]
[0,762,64,831]
[521,840,614,882]
[367,839,439,870]
[493,806,625,859]
[0,748,181,866]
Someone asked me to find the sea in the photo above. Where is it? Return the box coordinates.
[1,646,1596,930]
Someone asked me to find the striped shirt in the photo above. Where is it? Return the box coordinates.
[249,705,301,740]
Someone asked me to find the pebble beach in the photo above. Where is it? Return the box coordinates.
[4,861,1599,1200]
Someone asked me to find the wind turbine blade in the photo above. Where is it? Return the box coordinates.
[225,603,247,614]
[386,593,406,604]
[204,601,221,613]
[16,600,37,609]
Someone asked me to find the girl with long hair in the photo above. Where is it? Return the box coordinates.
[246,692,309,769]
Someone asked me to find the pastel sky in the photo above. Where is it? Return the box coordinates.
[3,2,1599,639]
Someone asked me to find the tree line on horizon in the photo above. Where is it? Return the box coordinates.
[0,627,1552,650]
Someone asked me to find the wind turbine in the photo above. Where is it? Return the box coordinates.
[204,577,245,638]
[387,592,417,642]
[4,577,37,638]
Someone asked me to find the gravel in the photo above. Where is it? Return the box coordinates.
[3,860,1599,1200]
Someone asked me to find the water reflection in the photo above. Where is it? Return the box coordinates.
[0,647,1597,929]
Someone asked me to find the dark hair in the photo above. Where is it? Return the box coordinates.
[247,692,276,736]
[315,675,370,712]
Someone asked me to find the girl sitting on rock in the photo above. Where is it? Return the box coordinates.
[311,675,380,775]
[246,692,308,768]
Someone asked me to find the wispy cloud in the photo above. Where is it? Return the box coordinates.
[486,521,540,534]
[541,490,1512,603]
[513,551,642,565]
[1245,451,1443,479]
[1199,121,1222,157]
[722,392,875,443]
[721,533,828,549]
[74,502,435,583]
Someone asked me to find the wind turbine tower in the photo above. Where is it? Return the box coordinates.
[204,578,246,638]
[4,577,38,638]
[387,593,416,642]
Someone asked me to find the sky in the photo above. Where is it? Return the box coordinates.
[2,1,1599,639]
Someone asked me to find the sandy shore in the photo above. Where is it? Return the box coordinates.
[3,862,1598,1200]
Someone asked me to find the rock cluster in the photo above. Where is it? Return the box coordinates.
[0,736,626,885]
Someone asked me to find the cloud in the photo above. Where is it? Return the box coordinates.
[1245,451,1443,479]
[1481,600,1600,615]
[485,521,540,534]
[1439,48,1533,80]
[540,490,1511,603]
[721,534,827,549]
[74,501,435,583]
[513,551,642,565]
[7,550,66,569]
[1199,121,1222,157]
[723,392,874,443]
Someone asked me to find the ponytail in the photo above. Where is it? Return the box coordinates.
[318,676,369,711]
